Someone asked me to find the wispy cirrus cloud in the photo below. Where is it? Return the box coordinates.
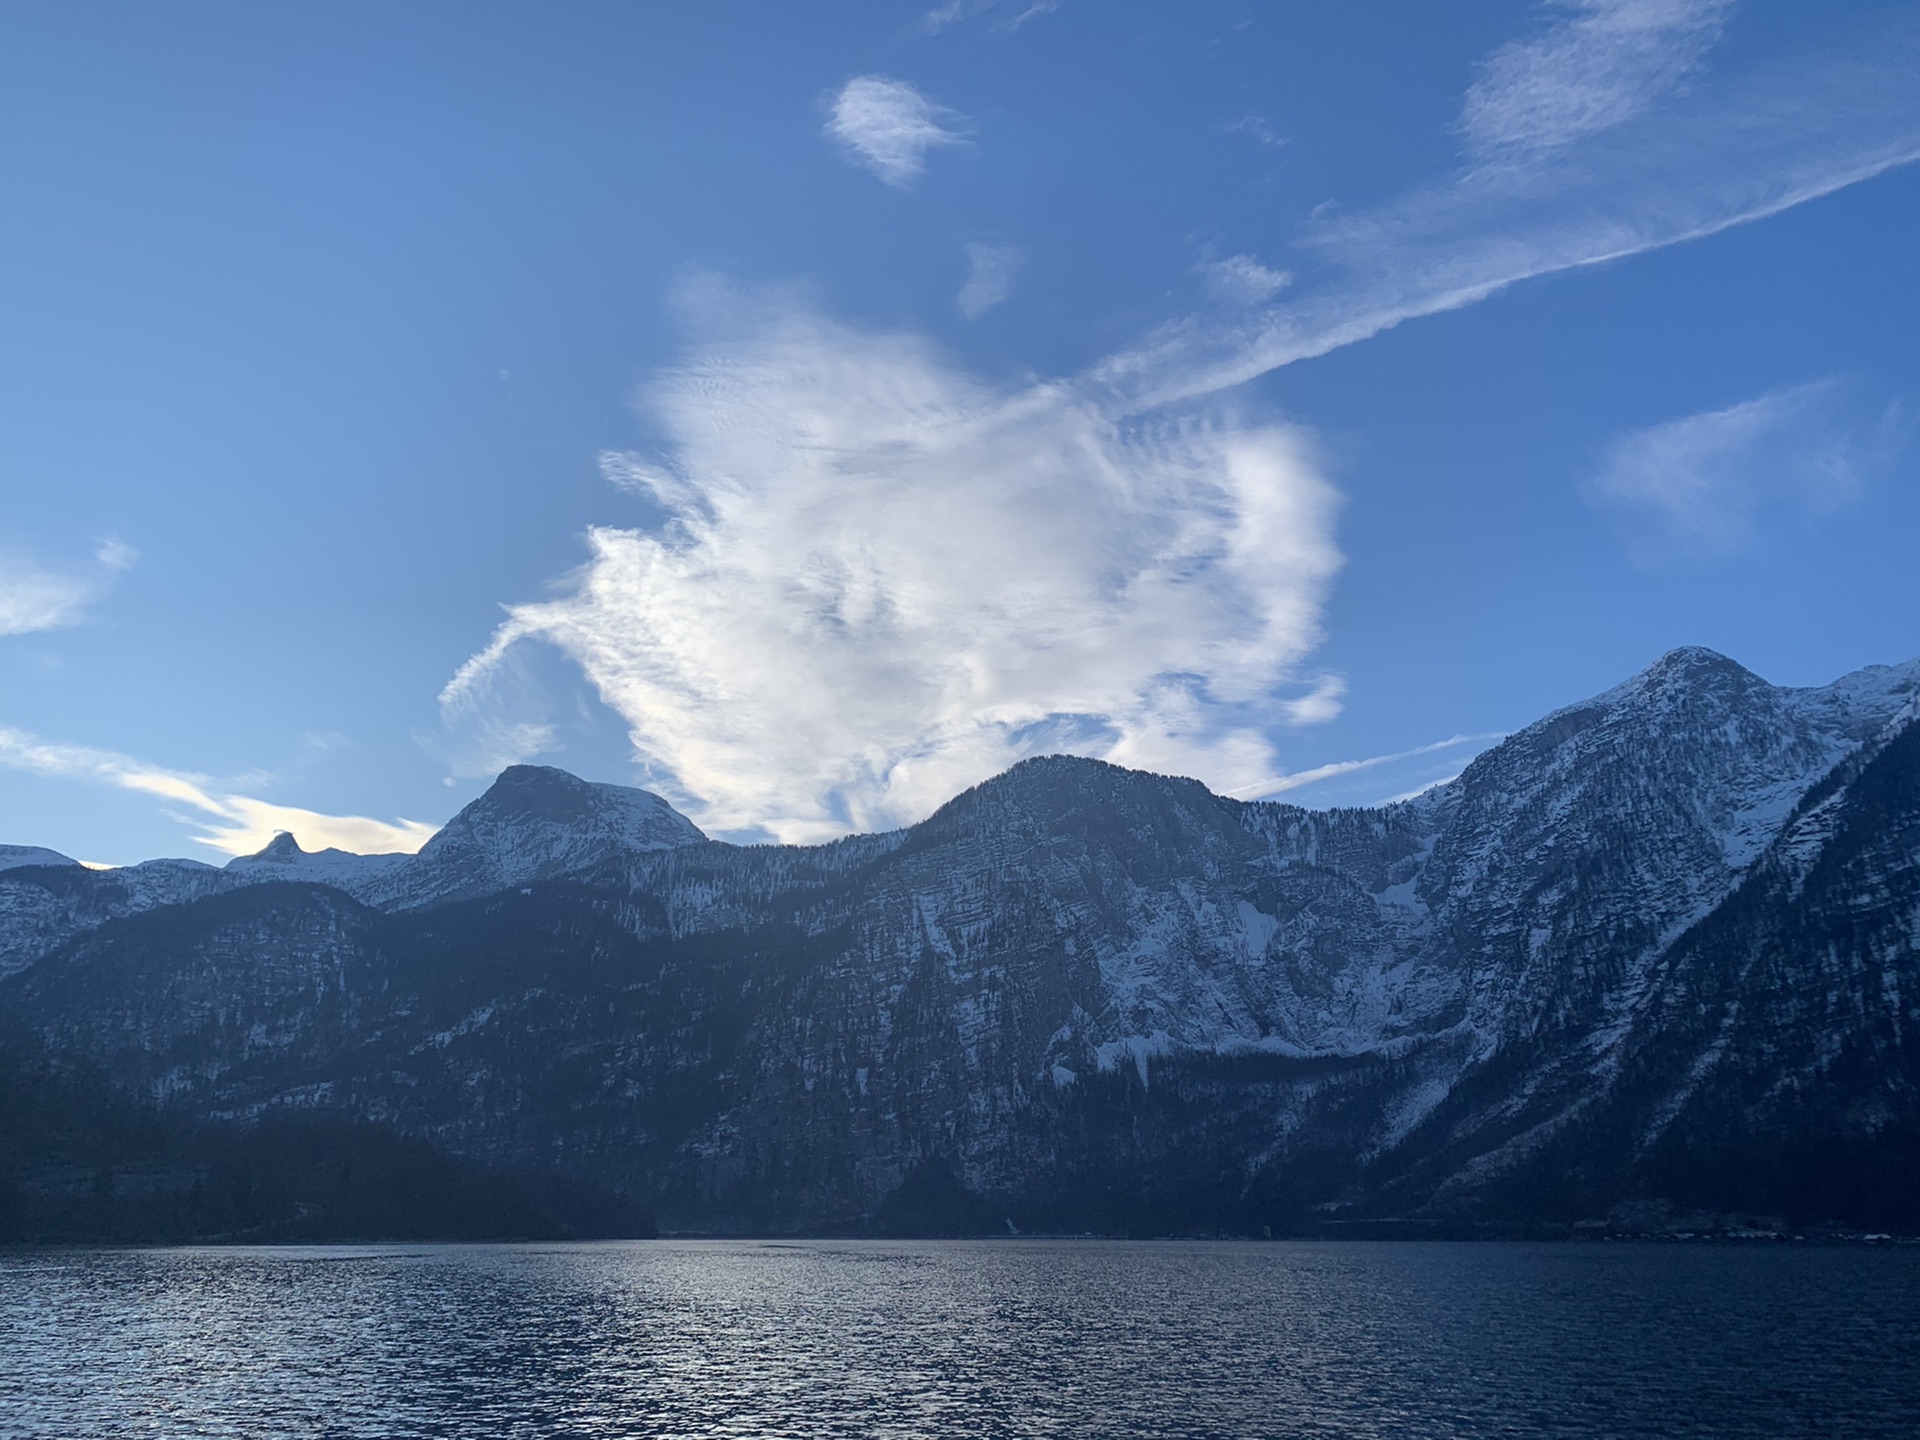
[443,286,1343,843]
[0,539,138,637]
[825,76,971,188]
[1097,11,1920,410]
[923,0,1059,35]
[0,564,91,637]
[94,537,138,573]
[1459,0,1735,161]
[1223,114,1286,149]
[957,242,1023,319]
[1226,732,1507,803]
[1198,253,1292,305]
[1587,378,1897,555]
[0,727,437,857]
[431,632,562,782]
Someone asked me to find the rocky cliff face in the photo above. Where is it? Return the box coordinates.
[4,648,1917,1232]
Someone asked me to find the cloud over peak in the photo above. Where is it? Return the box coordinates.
[825,75,972,188]
[444,299,1343,842]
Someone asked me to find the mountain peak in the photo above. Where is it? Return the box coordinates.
[258,832,305,862]
[924,752,1231,842]
[464,765,706,843]
[1644,645,1751,679]
[482,764,614,818]
[950,753,1163,809]
[367,763,706,909]
[1594,646,1769,709]
[0,844,80,873]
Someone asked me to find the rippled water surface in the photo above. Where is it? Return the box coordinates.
[5,1240,1919,1437]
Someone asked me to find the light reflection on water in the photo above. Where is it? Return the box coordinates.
[3,1240,1918,1438]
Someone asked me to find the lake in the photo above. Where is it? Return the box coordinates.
[4,1240,1918,1437]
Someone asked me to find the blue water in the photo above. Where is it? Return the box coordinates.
[4,1240,1918,1438]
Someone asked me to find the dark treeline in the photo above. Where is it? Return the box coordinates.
[0,1045,654,1244]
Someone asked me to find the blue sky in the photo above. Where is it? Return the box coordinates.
[3,0,1917,860]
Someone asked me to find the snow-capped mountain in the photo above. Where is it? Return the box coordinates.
[3,647,1917,1232]
[0,854,231,980]
[222,832,413,898]
[0,845,80,873]
[0,767,709,979]
[359,764,709,910]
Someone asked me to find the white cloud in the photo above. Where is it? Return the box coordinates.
[0,727,438,857]
[432,633,561,781]
[1459,0,1735,161]
[0,540,138,637]
[957,242,1023,319]
[1223,115,1286,149]
[1095,13,1920,411]
[1226,733,1507,802]
[94,537,139,572]
[444,294,1342,843]
[1278,675,1345,727]
[923,0,1059,34]
[825,76,972,189]
[0,563,92,637]
[1586,379,1878,552]
[1199,254,1293,304]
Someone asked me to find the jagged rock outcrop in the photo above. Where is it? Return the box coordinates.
[222,832,413,900]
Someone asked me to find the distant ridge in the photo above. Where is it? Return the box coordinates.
[3,646,1918,1235]
[0,845,79,873]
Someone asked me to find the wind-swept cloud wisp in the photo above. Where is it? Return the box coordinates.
[1459,0,1734,161]
[0,565,91,637]
[444,297,1343,842]
[825,76,971,188]
[0,541,139,637]
[1097,11,1920,410]
[957,242,1022,318]
[923,0,1059,35]
[1587,378,1893,554]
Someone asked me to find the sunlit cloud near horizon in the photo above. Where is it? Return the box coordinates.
[0,727,435,860]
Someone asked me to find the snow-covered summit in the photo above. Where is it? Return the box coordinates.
[362,764,708,909]
[0,845,79,873]
[1583,645,1920,732]
[461,765,704,844]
